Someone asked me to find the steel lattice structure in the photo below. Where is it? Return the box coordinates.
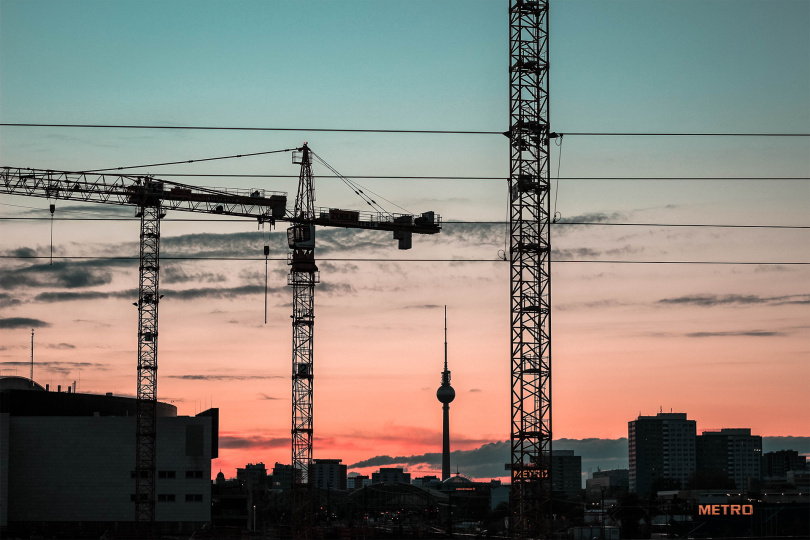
[135,201,162,524]
[289,144,318,484]
[508,0,553,538]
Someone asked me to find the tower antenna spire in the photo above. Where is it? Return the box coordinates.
[437,305,455,481]
[31,328,34,386]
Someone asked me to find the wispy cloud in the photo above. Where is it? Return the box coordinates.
[685,330,786,338]
[0,317,51,329]
[219,433,289,450]
[0,360,108,376]
[658,293,810,307]
[0,261,114,290]
[258,393,284,401]
[164,374,283,381]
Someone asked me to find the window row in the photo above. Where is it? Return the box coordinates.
[130,493,204,502]
[130,470,205,479]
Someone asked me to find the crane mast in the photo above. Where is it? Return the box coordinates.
[288,144,318,488]
[508,0,553,538]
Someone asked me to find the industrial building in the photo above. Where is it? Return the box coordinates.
[0,375,218,536]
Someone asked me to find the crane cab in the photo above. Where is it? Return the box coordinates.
[287,224,315,249]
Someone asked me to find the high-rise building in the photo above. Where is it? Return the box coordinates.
[311,458,347,490]
[629,412,696,497]
[551,450,582,500]
[697,428,761,490]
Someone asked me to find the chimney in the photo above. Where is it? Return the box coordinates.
[57,385,61,392]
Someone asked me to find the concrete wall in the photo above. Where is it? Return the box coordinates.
[6,415,211,523]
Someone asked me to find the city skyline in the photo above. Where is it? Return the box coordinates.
[1,0,808,481]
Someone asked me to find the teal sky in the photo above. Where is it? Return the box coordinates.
[1,1,808,477]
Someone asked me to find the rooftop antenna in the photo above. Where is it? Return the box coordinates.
[30,328,34,386]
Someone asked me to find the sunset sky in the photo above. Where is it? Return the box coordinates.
[1,0,808,480]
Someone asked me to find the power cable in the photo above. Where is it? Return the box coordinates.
[80,147,297,173]
[1,215,806,229]
[1,255,806,265]
[2,123,808,136]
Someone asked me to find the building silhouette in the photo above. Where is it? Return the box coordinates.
[629,412,696,497]
[696,428,761,490]
[312,458,348,490]
[551,450,583,500]
[0,375,217,536]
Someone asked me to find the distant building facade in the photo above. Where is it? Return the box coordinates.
[372,467,411,485]
[271,462,298,491]
[311,458,347,490]
[236,462,269,490]
[347,475,371,490]
[763,450,807,478]
[696,428,761,490]
[0,376,217,535]
[629,412,696,497]
[586,469,629,502]
[552,450,583,500]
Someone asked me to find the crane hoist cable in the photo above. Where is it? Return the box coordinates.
[310,151,411,217]
[552,134,564,223]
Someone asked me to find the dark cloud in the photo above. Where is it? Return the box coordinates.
[162,265,227,284]
[552,247,602,259]
[685,330,785,338]
[555,212,625,225]
[658,293,810,307]
[258,393,284,401]
[0,261,114,290]
[45,343,76,350]
[348,439,632,480]
[33,289,135,303]
[0,360,108,376]
[762,436,810,454]
[163,285,269,301]
[164,374,283,381]
[0,293,22,308]
[0,317,51,329]
[219,434,289,450]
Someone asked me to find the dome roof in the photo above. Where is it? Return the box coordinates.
[442,473,473,487]
[0,376,45,391]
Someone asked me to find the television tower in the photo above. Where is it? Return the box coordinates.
[436,306,455,481]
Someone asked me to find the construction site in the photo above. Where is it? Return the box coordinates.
[1,1,807,539]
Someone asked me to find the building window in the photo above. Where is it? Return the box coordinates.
[185,470,204,479]
[185,493,203,502]
[158,494,176,502]
[158,470,176,479]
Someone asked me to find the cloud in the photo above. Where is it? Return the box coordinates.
[0,317,51,329]
[0,360,108,376]
[0,293,22,308]
[33,290,135,303]
[164,374,283,381]
[348,438,632,480]
[657,293,810,307]
[219,433,289,450]
[162,265,227,284]
[685,330,786,338]
[469,388,483,393]
[45,343,76,349]
[0,261,114,290]
[163,285,269,301]
[258,393,284,401]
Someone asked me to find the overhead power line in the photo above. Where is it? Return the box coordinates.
[40,174,809,181]
[2,123,808,137]
[0,255,806,265]
[81,147,297,173]
[0,216,807,230]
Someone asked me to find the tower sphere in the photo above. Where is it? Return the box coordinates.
[437,384,455,404]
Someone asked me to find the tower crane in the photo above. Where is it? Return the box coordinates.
[0,150,441,527]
